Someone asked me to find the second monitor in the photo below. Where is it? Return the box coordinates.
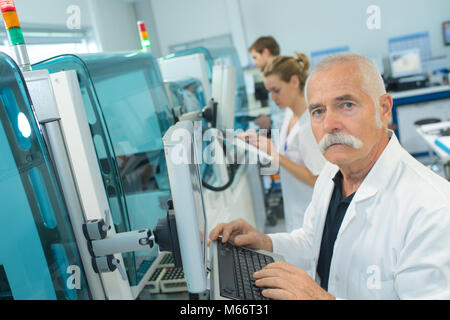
[212,64,236,131]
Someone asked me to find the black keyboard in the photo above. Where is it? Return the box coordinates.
[217,240,274,300]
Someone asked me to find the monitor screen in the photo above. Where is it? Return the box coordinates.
[388,32,431,62]
[162,121,207,293]
[389,48,422,78]
[212,64,236,130]
[444,21,450,46]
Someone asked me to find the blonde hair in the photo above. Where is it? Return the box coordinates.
[264,52,310,93]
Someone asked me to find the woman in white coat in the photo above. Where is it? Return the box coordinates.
[242,53,326,232]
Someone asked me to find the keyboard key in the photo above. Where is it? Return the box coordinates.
[218,241,274,300]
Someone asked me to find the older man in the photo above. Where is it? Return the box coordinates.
[209,53,450,299]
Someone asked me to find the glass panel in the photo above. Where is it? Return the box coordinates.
[33,52,174,287]
[166,81,186,115]
[208,46,249,115]
[0,53,90,300]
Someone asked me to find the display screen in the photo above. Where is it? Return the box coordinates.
[444,21,450,45]
[389,48,422,78]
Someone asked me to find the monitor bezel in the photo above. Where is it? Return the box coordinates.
[443,21,450,46]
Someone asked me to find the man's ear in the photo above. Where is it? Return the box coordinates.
[262,48,272,58]
[380,93,394,118]
[379,93,393,121]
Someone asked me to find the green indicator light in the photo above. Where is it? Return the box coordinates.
[141,39,151,48]
[8,27,25,45]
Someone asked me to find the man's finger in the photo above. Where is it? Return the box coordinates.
[261,288,294,300]
[254,276,284,289]
[262,261,298,273]
[221,222,240,243]
[253,264,297,281]
[233,233,256,248]
[209,223,226,241]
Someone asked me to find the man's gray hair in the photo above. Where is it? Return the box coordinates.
[304,53,386,128]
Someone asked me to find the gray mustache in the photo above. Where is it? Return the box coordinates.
[318,133,363,154]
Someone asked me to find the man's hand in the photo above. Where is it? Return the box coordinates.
[209,219,273,252]
[253,262,336,300]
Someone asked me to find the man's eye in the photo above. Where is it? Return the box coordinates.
[343,102,354,108]
[312,108,324,115]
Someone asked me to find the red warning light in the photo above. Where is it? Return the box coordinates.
[138,21,146,32]
[0,0,16,13]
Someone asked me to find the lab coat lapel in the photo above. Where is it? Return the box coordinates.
[286,111,308,149]
[337,185,378,237]
[336,131,402,237]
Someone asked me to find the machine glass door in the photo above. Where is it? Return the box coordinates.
[33,52,175,288]
[0,53,91,300]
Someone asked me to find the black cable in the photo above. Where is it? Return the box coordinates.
[201,129,239,192]
[201,162,238,192]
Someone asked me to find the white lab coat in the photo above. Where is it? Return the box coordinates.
[278,109,327,232]
[269,131,450,299]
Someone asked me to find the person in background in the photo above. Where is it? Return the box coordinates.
[182,80,202,113]
[241,53,327,231]
[211,53,450,300]
[249,36,285,131]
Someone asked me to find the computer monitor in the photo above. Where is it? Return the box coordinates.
[158,53,211,106]
[162,120,208,294]
[388,32,431,62]
[389,48,422,78]
[443,21,450,46]
[310,46,350,68]
[212,64,236,130]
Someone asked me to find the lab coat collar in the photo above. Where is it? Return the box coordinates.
[352,130,401,203]
[328,131,400,247]
[324,130,400,203]
[288,111,309,141]
[279,108,307,154]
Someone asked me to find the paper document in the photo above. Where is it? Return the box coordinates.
[421,121,450,135]
[435,136,450,154]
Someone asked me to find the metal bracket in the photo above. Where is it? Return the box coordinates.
[82,209,155,279]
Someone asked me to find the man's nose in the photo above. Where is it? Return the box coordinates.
[323,108,343,133]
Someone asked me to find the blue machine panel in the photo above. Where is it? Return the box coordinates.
[0,53,90,300]
[33,52,174,287]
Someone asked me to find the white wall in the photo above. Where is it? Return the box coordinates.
[14,0,92,27]
[240,0,450,59]
[89,0,140,52]
[148,0,450,67]
[10,0,450,63]
[13,0,141,53]
[150,0,231,56]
